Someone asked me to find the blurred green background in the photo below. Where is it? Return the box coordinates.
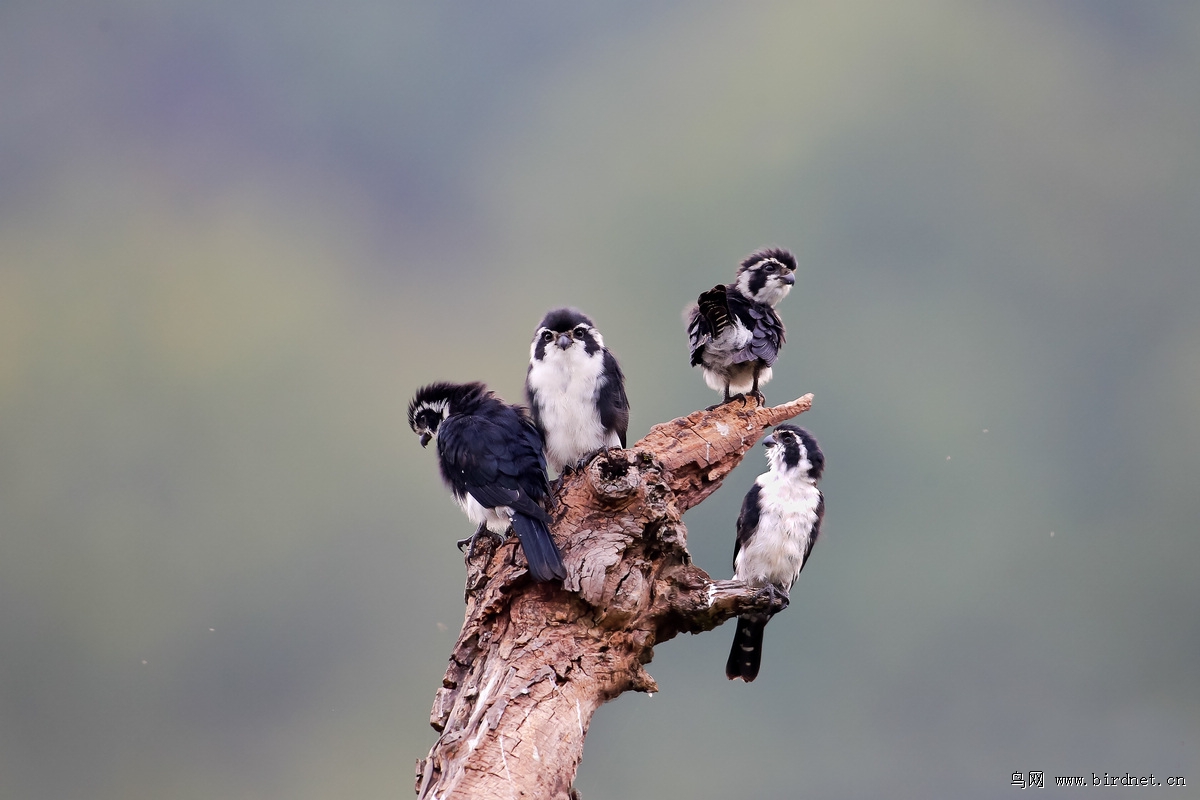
[2,2,1198,798]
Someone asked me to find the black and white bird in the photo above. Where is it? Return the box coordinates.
[408,381,567,583]
[685,247,797,405]
[726,424,825,682]
[525,307,629,474]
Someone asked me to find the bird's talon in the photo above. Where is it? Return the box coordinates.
[708,394,745,411]
[753,584,790,613]
[576,446,615,472]
[458,525,503,562]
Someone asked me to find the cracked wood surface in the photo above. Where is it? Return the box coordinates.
[416,393,812,799]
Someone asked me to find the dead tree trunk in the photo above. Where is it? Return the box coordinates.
[415,393,813,799]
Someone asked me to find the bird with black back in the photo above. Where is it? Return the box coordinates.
[408,381,567,583]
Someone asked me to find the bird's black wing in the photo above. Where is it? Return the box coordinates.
[509,408,565,580]
[747,302,785,366]
[732,481,762,569]
[797,491,824,574]
[438,411,552,525]
[723,292,785,366]
[516,407,552,500]
[523,366,547,442]
[687,284,731,366]
[597,349,630,447]
[728,480,770,682]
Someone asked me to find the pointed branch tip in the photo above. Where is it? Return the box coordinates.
[632,393,813,510]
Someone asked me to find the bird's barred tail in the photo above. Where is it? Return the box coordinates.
[725,616,767,682]
[510,513,567,583]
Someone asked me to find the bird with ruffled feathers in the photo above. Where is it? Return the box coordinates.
[685,247,797,407]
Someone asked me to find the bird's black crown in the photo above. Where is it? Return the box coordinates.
[537,307,595,332]
[532,307,605,359]
[407,381,490,430]
[739,247,797,274]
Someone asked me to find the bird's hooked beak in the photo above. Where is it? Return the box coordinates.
[780,272,796,286]
[761,433,777,447]
[419,431,432,448]
[557,333,572,350]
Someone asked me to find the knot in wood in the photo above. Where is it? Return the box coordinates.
[586,451,640,507]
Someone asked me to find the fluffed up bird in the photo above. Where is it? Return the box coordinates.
[685,247,797,405]
[726,424,825,682]
[408,381,567,583]
[525,307,629,474]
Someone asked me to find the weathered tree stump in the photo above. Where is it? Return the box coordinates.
[415,393,813,799]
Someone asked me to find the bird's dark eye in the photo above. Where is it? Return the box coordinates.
[542,331,553,342]
[765,263,777,273]
[573,326,587,338]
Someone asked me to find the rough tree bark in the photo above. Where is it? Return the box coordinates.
[415,393,813,799]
